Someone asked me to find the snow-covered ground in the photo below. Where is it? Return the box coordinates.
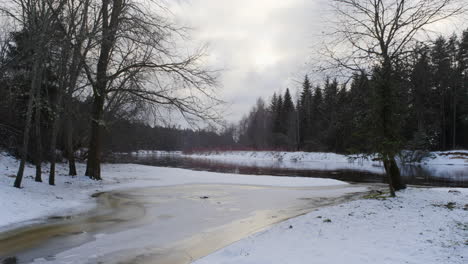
[421,150,468,165]
[128,150,183,155]
[194,187,468,264]
[181,150,468,176]
[185,150,468,165]
[1,150,467,264]
[0,152,346,231]
[183,151,385,174]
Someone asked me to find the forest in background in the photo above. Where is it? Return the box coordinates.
[0,0,466,195]
[2,29,467,161]
[237,31,468,154]
[0,0,223,186]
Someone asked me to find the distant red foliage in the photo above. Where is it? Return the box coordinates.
[182,147,294,155]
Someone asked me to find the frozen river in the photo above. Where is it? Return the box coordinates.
[2,151,464,263]
[108,153,468,188]
[0,183,369,264]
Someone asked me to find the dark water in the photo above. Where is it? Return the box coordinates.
[107,153,468,188]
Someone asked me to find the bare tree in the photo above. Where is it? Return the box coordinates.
[2,0,63,188]
[0,23,20,152]
[83,0,221,180]
[47,0,93,184]
[0,25,11,78]
[326,0,465,196]
[33,62,44,182]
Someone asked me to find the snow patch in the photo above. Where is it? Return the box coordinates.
[194,188,468,264]
[183,151,385,174]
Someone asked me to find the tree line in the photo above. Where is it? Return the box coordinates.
[0,0,220,188]
[104,119,236,153]
[1,0,465,197]
[239,30,468,154]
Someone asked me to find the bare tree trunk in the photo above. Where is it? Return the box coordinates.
[49,35,73,184]
[65,63,81,177]
[380,60,406,193]
[14,57,42,188]
[80,0,219,179]
[49,128,58,185]
[49,77,65,185]
[34,91,42,182]
[34,62,45,183]
[441,95,447,150]
[85,0,123,180]
[49,95,63,185]
[15,96,34,188]
[383,158,396,197]
[10,0,69,188]
[383,156,404,197]
[48,96,61,183]
[86,95,105,180]
[452,86,456,149]
[66,113,77,176]
[60,0,90,177]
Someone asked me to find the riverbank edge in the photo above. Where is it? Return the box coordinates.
[125,149,468,166]
[193,186,468,264]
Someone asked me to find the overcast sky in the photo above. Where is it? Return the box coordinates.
[169,0,330,123]
[169,0,468,124]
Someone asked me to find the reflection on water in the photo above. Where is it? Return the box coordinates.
[0,192,147,263]
[108,153,467,188]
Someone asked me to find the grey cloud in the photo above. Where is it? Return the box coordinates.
[169,0,330,123]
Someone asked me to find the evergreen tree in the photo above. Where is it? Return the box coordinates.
[270,94,284,148]
[282,88,297,149]
[347,72,373,153]
[447,35,459,149]
[408,45,436,149]
[233,29,468,155]
[309,85,324,150]
[335,84,350,153]
[270,93,279,114]
[323,78,339,152]
[456,29,468,147]
[236,28,468,154]
[244,98,270,149]
[274,94,283,134]
[2,30,57,173]
[298,76,312,147]
[431,36,452,150]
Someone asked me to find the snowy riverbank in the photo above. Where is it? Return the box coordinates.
[1,151,467,264]
[128,149,468,166]
[129,150,467,176]
[184,151,386,174]
[194,187,468,264]
[184,150,468,166]
[0,152,346,231]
